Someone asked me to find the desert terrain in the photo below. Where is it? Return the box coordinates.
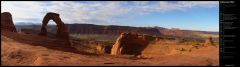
[1,12,219,66]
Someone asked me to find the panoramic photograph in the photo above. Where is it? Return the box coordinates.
[1,1,219,66]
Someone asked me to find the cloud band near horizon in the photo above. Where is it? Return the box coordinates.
[1,1,219,31]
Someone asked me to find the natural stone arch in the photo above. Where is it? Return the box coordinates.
[1,12,17,32]
[38,12,70,45]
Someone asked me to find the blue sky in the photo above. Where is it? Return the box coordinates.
[1,1,219,32]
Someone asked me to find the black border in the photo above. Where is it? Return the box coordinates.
[219,1,239,67]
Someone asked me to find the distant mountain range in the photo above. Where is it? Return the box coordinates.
[16,23,219,40]
[66,24,161,36]
[15,22,40,26]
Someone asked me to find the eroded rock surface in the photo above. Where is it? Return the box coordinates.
[111,33,159,55]
[38,12,70,45]
[1,12,17,32]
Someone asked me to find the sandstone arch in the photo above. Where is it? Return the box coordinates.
[38,12,70,45]
[1,12,17,32]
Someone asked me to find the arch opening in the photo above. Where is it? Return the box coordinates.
[38,12,71,45]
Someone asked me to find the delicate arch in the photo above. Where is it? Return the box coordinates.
[38,12,70,42]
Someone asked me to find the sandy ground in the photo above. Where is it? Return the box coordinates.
[1,30,219,66]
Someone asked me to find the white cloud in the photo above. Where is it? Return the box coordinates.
[1,1,46,23]
[177,1,219,8]
[131,1,218,13]
[1,1,218,25]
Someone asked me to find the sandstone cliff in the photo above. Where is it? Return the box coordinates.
[66,24,161,36]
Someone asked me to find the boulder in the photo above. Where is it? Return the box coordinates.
[111,33,157,55]
[96,44,105,54]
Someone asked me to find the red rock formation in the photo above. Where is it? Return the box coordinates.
[203,36,215,47]
[96,44,105,54]
[66,24,161,36]
[1,12,17,32]
[111,33,157,55]
[38,12,70,45]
